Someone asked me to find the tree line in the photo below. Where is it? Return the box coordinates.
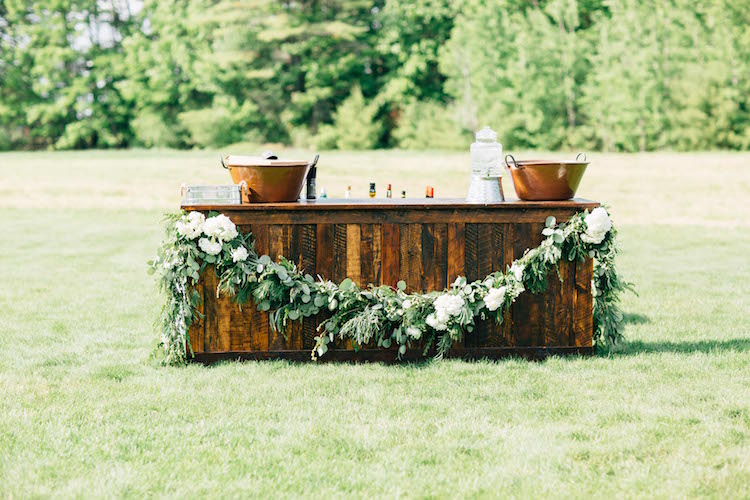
[1,0,749,151]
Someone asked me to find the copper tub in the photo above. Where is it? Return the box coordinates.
[222,154,317,203]
[505,153,589,201]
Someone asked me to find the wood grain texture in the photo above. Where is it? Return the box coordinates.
[360,224,374,287]
[574,258,594,347]
[382,223,400,287]
[333,224,348,283]
[446,223,465,285]
[433,223,448,290]
[193,200,598,361]
[187,274,205,355]
[301,225,317,349]
[420,223,435,291]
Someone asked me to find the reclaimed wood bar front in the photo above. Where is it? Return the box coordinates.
[182,198,600,362]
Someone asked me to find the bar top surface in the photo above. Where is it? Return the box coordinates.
[182,197,600,211]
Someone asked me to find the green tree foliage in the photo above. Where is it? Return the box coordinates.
[1,0,749,151]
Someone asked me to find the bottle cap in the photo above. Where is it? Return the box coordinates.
[369,182,376,189]
[387,183,392,190]
[426,186,434,197]
[347,185,351,190]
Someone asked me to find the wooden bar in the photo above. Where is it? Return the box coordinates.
[184,199,599,362]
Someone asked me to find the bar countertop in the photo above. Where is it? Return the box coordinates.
[182,197,600,211]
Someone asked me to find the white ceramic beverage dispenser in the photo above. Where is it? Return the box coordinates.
[466,126,504,202]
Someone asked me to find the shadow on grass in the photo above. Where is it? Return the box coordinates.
[615,338,750,356]
[623,312,651,325]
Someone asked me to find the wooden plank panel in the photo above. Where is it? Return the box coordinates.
[446,223,465,285]
[267,225,286,350]
[433,223,448,290]
[398,224,409,290]
[301,225,317,349]
[408,224,422,292]
[501,223,515,346]
[554,260,573,347]
[511,223,534,347]
[249,224,270,351]
[188,275,205,354]
[316,224,334,278]
[285,225,303,350]
[333,224,348,283]
[485,224,507,347]
[316,223,336,349]
[420,223,435,292]
[573,258,594,347]
[268,225,284,262]
[202,268,219,352]
[382,223,400,287]
[464,223,485,347]
[529,222,546,346]
[372,224,382,286]
[464,224,479,281]
[360,224,374,287]
[346,224,362,286]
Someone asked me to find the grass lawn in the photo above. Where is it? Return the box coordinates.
[1,149,749,497]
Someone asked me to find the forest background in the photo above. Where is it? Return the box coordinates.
[2,0,749,152]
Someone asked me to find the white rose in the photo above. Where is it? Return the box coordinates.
[231,246,249,263]
[511,263,525,282]
[203,214,238,242]
[483,286,507,312]
[402,300,412,309]
[406,326,422,339]
[198,237,223,256]
[581,207,612,244]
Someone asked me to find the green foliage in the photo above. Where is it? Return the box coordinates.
[4,0,750,150]
[151,208,629,365]
[392,99,470,150]
[316,86,383,150]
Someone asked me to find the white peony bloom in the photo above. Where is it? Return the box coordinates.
[187,211,205,225]
[511,263,525,282]
[425,313,447,331]
[176,211,205,240]
[198,237,223,256]
[483,286,507,312]
[428,294,464,330]
[231,246,249,263]
[581,207,612,244]
[406,326,422,339]
[203,214,238,242]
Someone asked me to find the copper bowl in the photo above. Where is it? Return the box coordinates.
[222,154,316,203]
[505,153,589,201]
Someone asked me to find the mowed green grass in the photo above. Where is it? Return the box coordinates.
[1,148,749,497]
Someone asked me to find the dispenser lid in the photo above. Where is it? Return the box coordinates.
[475,126,498,141]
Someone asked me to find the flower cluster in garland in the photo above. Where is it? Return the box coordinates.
[149,207,631,365]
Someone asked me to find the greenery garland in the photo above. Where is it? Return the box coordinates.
[148,207,631,365]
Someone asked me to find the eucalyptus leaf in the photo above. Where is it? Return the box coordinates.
[545,216,556,228]
[313,295,326,307]
[397,280,406,291]
[288,310,300,320]
[301,294,311,303]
